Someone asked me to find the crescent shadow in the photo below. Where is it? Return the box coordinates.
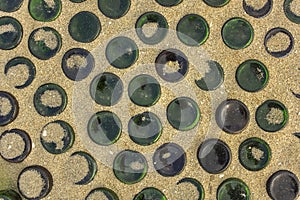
[71,151,98,185]
[176,177,204,200]
[4,57,36,89]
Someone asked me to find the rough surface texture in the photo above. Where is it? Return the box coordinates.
[63,155,90,183]
[0,97,12,116]
[266,32,291,52]
[265,108,284,125]
[6,64,29,87]
[244,0,268,9]
[0,133,25,159]
[40,90,62,108]
[290,0,300,16]
[66,55,87,69]
[18,170,45,199]
[0,24,16,35]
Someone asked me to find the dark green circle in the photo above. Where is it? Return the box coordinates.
[87,111,122,146]
[33,83,67,116]
[0,190,21,200]
[176,14,209,46]
[135,11,169,45]
[0,16,22,50]
[113,150,148,184]
[106,36,139,69]
[69,11,101,43]
[128,112,162,146]
[98,0,130,19]
[284,0,300,24]
[239,137,271,171]
[133,187,166,200]
[167,97,200,131]
[255,100,288,132]
[236,59,269,92]
[28,27,61,60]
[195,60,224,91]
[155,0,182,7]
[4,57,36,89]
[40,120,75,154]
[29,0,61,22]
[90,72,123,106]
[128,74,161,107]
[86,187,119,200]
[221,17,254,50]
[0,0,23,12]
[203,0,230,7]
[217,178,250,200]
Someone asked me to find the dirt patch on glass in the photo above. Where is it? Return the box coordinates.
[0,97,12,116]
[40,90,62,108]
[34,29,58,50]
[41,122,65,150]
[0,132,25,159]
[266,32,291,52]
[18,170,45,199]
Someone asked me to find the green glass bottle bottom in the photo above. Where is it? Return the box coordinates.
[176,14,209,46]
[105,36,139,69]
[28,27,61,60]
[255,100,288,132]
[68,11,101,43]
[0,16,22,50]
[217,178,250,200]
[98,0,130,19]
[238,137,271,171]
[113,150,148,184]
[128,74,161,107]
[236,59,269,92]
[4,57,36,89]
[0,91,19,126]
[87,111,122,146]
[33,83,67,116]
[128,111,162,146]
[167,97,200,131]
[134,187,167,200]
[195,60,224,91]
[222,17,254,50]
[135,11,168,45]
[29,0,62,22]
[215,99,250,133]
[90,72,123,106]
[40,120,75,154]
